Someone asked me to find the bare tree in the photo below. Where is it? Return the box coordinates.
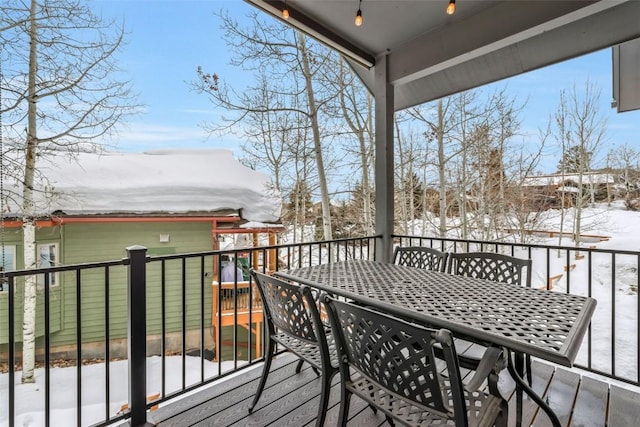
[554,91,571,250]
[553,80,607,250]
[406,96,466,238]
[465,88,524,241]
[194,11,338,239]
[1,0,137,383]
[333,59,375,235]
[503,125,549,244]
[607,143,640,208]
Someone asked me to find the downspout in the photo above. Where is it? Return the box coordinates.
[212,219,220,280]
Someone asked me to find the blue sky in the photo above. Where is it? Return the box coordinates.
[96,0,640,173]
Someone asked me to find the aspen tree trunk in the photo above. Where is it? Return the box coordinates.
[436,100,448,238]
[363,96,374,235]
[299,34,332,240]
[21,0,39,384]
[338,60,374,235]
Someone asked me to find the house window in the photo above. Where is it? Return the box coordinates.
[37,243,59,288]
[0,245,16,293]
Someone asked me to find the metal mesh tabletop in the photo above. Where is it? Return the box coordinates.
[276,260,597,366]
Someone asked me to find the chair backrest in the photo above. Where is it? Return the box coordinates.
[393,246,448,272]
[250,270,324,345]
[323,295,468,425]
[447,251,532,287]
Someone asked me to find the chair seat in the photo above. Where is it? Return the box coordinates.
[272,327,339,369]
[347,371,504,427]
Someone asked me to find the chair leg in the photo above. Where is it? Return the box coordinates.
[497,400,509,427]
[526,354,533,386]
[337,387,352,427]
[315,371,335,427]
[248,340,275,413]
[515,352,525,426]
[295,358,304,373]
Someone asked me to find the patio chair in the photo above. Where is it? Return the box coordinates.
[447,251,532,423]
[248,271,338,427]
[323,294,508,427]
[393,246,448,272]
[447,251,532,287]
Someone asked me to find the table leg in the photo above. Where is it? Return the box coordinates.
[506,349,561,427]
[514,352,524,426]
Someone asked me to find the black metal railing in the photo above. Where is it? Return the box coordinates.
[1,234,638,426]
[0,236,377,427]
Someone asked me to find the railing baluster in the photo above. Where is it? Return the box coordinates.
[637,253,640,382]
[76,270,82,427]
[8,276,15,427]
[104,266,111,424]
[611,253,616,377]
[161,259,167,399]
[126,245,148,427]
[44,272,50,427]
[181,257,186,390]
[200,255,205,381]
[587,251,593,368]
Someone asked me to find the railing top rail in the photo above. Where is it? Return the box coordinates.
[3,258,127,279]
[146,235,381,262]
[392,234,640,256]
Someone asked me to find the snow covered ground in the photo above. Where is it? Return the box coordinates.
[530,202,640,381]
[0,355,245,427]
[2,201,640,426]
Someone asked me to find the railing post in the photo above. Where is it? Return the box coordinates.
[127,245,153,426]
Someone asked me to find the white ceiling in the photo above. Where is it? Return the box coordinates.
[246,0,640,111]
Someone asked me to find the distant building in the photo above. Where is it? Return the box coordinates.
[522,172,615,209]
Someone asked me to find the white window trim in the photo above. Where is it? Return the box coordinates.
[37,242,60,289]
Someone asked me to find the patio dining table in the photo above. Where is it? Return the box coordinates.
[275,259,597,427]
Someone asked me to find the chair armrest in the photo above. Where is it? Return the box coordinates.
[464,347,506,393]
[433,345,489,371]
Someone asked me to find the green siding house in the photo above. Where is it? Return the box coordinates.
[0,149,282,358]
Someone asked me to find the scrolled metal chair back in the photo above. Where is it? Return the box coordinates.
[447,251,532,286]
[324,295,466,423]
[393,246,448,272]
[252,271,318,342]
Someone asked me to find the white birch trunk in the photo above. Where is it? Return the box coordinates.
[21,0,39,383]
[21,222,38,383]
[299,33,332,240]
[436,100,448,238]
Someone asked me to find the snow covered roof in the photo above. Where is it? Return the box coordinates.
[6,149,282,223]
[556,186,579,193]
[523,172,614,187]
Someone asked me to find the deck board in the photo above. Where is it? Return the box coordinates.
[571,375,610,427]
[518,361,556,426]
[532,366,580,426]
[607,384,640,427]
[152,353,640,427]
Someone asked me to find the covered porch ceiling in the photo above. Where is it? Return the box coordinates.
[246,0,640,111]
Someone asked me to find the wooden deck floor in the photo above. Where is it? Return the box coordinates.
[149,352,640,427]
